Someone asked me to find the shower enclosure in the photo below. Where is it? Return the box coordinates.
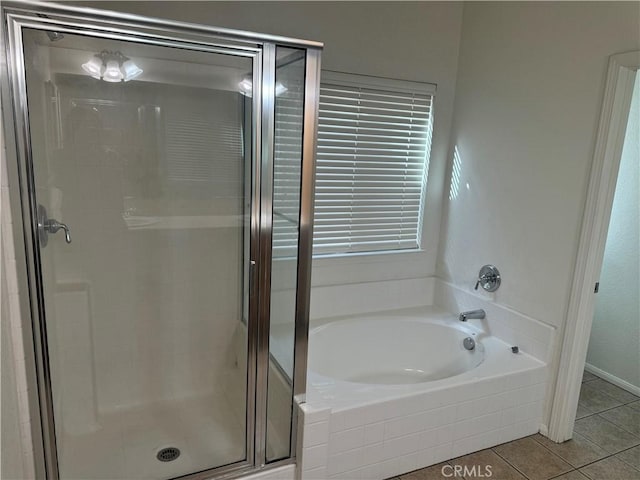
[1,2,320,479]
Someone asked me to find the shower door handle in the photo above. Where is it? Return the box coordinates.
[37,204,72,246]
[46,219,72,243]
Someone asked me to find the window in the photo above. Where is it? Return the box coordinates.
[313,71,435,255]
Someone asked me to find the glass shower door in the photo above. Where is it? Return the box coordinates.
[21,28,256,479]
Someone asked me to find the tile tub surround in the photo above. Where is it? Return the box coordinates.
[433,279,557,364]
[384,432,640,480]
[371,372,640,480]
[298,308,549,480]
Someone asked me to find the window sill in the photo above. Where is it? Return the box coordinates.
[273,247,426,261]
[272,247,426,263]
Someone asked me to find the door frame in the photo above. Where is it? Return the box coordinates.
[1,1,322,478]
[548,50,640,443]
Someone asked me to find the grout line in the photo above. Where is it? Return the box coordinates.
[576,384,640,419]
[594,411,640,438]
[570,450,640,473]
[613,445,640,472]
[578,391,623,410]
[489,448,536,480]
[532,430,640,474]
[396,434,639,480]
[548,470,579,480]
[615,444,640,455]
[585,413,640,442]
[445,460,466,480]
[577,405,616,418]
[576,411,597,420]
[491,443,542,480]
[581,377,640,404]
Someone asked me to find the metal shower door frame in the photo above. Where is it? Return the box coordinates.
[0,2,322,479]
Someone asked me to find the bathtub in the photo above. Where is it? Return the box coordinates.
[309,316,484,385]
[300,306,549,480]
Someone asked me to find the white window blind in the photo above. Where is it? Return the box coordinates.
[313,72,435,255]
[164,90,243,196]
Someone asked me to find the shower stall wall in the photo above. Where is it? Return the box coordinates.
[1,2,321,479]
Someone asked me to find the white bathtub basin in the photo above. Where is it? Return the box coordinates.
[304,307,549,480]
[309,316,484,384]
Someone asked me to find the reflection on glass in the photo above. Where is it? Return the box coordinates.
[266,47,306,462]
[23,28,252,479]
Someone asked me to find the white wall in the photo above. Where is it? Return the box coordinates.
[586,75,640,390]
[75,1,464,287]
[1,202,26,480]
[1,99,37,479]
[439,1,640,425]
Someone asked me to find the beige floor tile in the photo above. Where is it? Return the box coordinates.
[629,401,640,412]
[579,456,640,480]
[574,415,640,454]
[589,379,639,404]
[576,403,595,420]
[600,405,640,436]
[399,463,453,480]
[450,449,525,479]
[616,445,640,471]
[531,433,608,468]
[493,437,572,480]
[552,471,589,480]
[579,382,623,414]
[582,371,598,383]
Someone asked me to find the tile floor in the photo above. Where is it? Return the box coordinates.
[387,372,640,480]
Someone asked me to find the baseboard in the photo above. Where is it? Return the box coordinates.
[584,363,640,397]
[538,424,549,437]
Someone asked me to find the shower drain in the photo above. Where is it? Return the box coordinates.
[156,447,181,462]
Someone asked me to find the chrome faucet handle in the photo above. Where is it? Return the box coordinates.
[475,265,501,292]
[63,224,72,243]
[37,204,72,246]
[475,272,494,290]
[45,219,72,243]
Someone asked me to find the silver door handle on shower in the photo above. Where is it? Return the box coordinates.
[37,204,71,246]
[44,219,72,243]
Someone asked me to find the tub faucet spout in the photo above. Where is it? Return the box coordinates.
[459,309,486,322]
